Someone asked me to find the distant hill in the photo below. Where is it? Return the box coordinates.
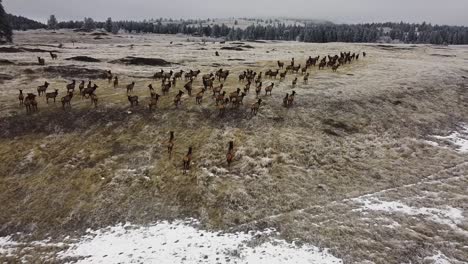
[6,14,46,30]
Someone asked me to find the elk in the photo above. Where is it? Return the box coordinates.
[148,93,160,111]
[148,84,155,93]
[244,81,251,94]
[332,64,340,72]
[215,91,226,106]
[153,70,164,80]
[265,83,274,95]
[174,90,184,107]
[49,52,58,60]
[277,60,284,69]
[79,81,85,94]
[37,81,50,96]
[162,81,172,95]
[18,90,24,105]
[195,88,206,105]
[269,69,279,79]
[61,92,73,109]
[226,141,235,166]
[24,93,38,113]
[363,51,366,57]
[292,77,298,88]
[229,88,241,101]
[126,82,135,94]
[279,71,287,81]
[303,73,309,84]
[182,147,193,174]
[106,70,113,83]
[45,89,59,103]
[255,82,262,98]
[212,84,223,97]
[82,84,98,98]
[218,98,229,116]
[292,64,301,73]
[318,61,326,70]
[287,91,296,107]
[184,79,193,96]
[173,70,184,80]
[37,57,45,65]
[90,94,98,108]
[128,95,139,107]
[113,76,119,88]
[283,93,289,107]
[66,80,76,93]
[231,92,246,108]
[251,99,262,116]
[167,131,175,158]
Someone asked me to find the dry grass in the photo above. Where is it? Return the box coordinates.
[1,30,468,263]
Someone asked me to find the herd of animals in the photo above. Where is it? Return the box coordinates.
[16,48,366,173]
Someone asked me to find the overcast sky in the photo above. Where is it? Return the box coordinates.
[4,0,468,26]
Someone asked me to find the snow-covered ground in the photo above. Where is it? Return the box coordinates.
[428,124,468,153]
[1,219,342,264]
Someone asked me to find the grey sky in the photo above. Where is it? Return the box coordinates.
[4,0,468,26]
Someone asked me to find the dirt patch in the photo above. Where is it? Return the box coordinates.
[0,73,14,82]
[41,66,109,79]
[110,56,172,66]
[0,59,14,65]
[65,56,101,63]
[431,54,456,58]
[221,46,244,51]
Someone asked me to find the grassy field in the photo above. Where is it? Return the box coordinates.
[0,30,468,263]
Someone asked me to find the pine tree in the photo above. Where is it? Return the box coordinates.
[0,0,12,42]
[47,15,58,30]
[83,17,96,32]
[105,17,112,32]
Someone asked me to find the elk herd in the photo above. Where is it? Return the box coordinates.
[13,49,365,172]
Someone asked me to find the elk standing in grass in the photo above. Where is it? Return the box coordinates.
[332,64,339,72]
[195,88,205,105]
[79,81,85,95]
[61,92,73,109]
[126,82,135,94]
[182,147,193,174]
[251,99,262,116]
[49,52,58,60]
[37,81,49,96]
[255,82,262,98]
[283,93,289,107]
[303,73,309,84]
[265,83,274,95]
[167,131,175,158]
[148,93,160,111]
[24,93,38,113]
[82,84,98,98]
[37,57,45,65]
[292,77,298,88]
[174,90,184,107]
[128,95,139,107]
[90,94,98,108]
[226,141,235,167]
[287,91,296,107]
[113,76,119,88]
[184,79,193,96]
[66,80,76,93]
[277,60,284,69]
[218,98,229,116]
[46,89,59,103]
[18,90,24,105]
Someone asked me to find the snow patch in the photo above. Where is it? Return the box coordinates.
[429,125,468,153]
[423,251,453,264]
[56,219,342,264]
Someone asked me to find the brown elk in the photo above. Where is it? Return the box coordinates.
[301,66,308,75]
[107,71,113,83]
[287,91,296,107]
[292,64,301,73]
[251,99,262,116]
[37,81,50,96]
[239,72,246,82]
[45,89,59,103]
[283,93,289,107]
[229,88,241,101]
[24,93,38,113]
[148,84,155,93]
[226,141,235,166]
[269,69,279,79]
[363,51,366,57]
[66,80,76,93]
[167,131,174,158]
[255,82,262,98]
[182,147,193,174]
[37,57,45,65]
[195,88,206,104]
[113,76,119,88]
[265,83,274,95]
[244,81,251,94]
[173,70,184,80]
[332,64,340,72]
[128,95,139,107]
[303,73,309,84]
[174,90,184,107]
[184,79,193,96]
[277,60,284,69]
[319,61,326,70]
[18,90,24,105]
[61,92,73,109]
[231,92,246,108]
[49,52,58,60]
[162,81,172,95]
[79,81,85,94]
[90,94,98,108]
[212,84,223,96]
[82,84,98,98]
[153,70,164,80]
[148,93,160,111]
[126,82,135,94]
[279,71,287,81]
[292,77,298,88]
[218,98,229,116]
[215,91,226,106]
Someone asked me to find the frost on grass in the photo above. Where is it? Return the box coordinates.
[56,220,342,264]
[428,124,468,153]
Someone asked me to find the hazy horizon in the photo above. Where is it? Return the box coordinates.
[4,0,468,26]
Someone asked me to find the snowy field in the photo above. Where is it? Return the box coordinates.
[0,30,468,263]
